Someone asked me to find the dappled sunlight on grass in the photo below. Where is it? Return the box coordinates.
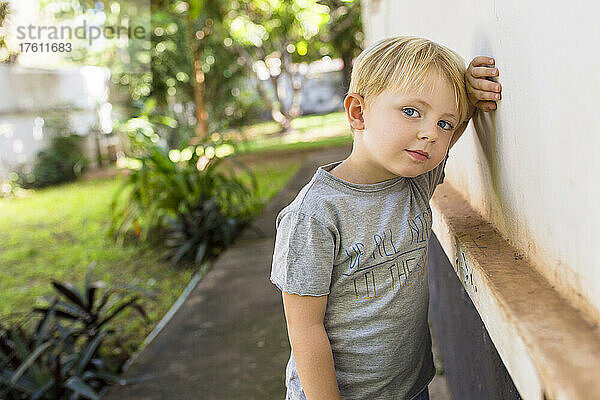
[0,177,188,329]
[290,111,348,131]
[236,111,352,154]
[240,111,349,139]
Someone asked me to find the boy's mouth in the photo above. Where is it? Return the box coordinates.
[406,150,429,161]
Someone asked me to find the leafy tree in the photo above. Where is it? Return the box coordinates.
[226,0,331,133]
[59,0,263,146]
[167,0,266,141]
[41,0,363,142]
[317,0,364,92]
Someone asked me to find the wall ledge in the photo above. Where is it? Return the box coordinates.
[430,182,600,400]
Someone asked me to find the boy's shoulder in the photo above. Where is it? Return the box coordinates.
[277,161,364,228]
[276,162,348,227]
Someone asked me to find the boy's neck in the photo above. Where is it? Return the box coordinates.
[328,154,402,185]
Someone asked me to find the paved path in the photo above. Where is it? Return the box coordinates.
[102,145,452,400]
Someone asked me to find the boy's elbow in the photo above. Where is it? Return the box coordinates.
[287,321,329,350]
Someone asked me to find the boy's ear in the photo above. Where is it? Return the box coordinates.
[344,93,365,131]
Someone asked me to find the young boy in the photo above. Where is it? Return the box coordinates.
[270,36,502,400]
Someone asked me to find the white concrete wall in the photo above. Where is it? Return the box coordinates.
[362,0,600,324]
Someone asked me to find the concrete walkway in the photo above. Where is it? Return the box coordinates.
[101,145,452,400]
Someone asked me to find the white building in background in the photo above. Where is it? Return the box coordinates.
[0,64,115,179]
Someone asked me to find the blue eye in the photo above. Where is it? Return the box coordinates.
[402,107,454,131]
[402,107,420,117]
[438,120,454,130]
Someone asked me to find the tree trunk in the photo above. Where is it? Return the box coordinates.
[93,129,103,168]
[342,53,353,94]
[186,17,208,139]
[288,69,303,120]
[275,74,299,134]
[273,55,303,135]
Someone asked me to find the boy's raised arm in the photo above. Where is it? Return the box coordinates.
[449,56,503,151]
[282,292,342,400]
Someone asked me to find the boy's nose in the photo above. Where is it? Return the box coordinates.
[417,128,439,142]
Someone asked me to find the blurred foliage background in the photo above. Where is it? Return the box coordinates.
[23,0,364,146]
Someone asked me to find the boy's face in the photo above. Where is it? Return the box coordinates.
[352,70,459,181]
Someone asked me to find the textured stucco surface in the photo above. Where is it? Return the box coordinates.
[430,182,600,399]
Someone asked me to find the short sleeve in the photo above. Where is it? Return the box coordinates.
[425,152,449,198]
[270,211,335,296]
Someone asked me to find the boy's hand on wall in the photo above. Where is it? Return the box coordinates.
[466,56,502,112]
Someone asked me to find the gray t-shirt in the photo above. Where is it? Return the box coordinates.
[270,154,449,400]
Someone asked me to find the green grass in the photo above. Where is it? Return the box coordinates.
[0,157,302,353]
[235,111,352,154]
[238,134,352,155]
[241,111,348,137]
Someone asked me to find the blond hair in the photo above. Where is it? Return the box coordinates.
[349,36,470,125]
